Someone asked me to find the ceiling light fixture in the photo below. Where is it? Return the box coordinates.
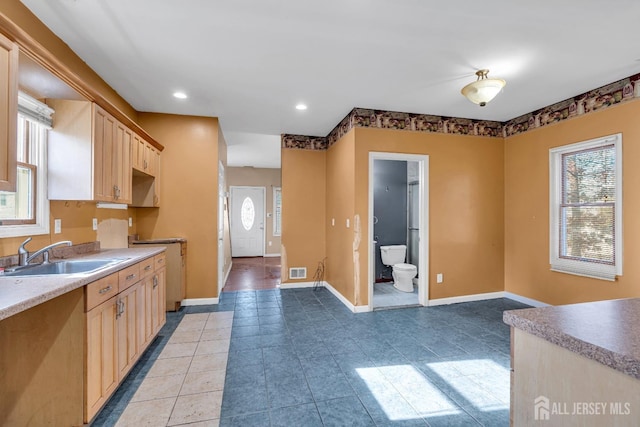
[173,91,188,99]
[461,69,506,107]
[295,103,308,110]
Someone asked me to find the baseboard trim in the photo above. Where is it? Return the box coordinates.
[263,253,281,258]
[428,291,505,306]
[182,297,220,306]
[278,281,316,289]
[503,292,550,307]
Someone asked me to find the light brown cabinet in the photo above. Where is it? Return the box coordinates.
[84,255,165,423]
[0,33,18,192]
[47,100,132,203]
[85,291,118,421]
[131,134,161,207]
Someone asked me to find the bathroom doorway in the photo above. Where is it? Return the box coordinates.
[368,153,429,310]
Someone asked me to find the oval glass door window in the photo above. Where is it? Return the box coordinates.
[241,197,255,230]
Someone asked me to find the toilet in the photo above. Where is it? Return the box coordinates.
[380,245,417,292]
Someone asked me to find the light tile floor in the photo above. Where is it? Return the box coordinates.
[114,312,233,426]
[373,282,419,309]
[93,289,530,426]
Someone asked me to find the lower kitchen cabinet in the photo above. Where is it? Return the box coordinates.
[84,254,166,423]
[85,295,118,422]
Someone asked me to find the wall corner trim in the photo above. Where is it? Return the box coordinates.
[503,292,550,308]
[182,298,220,306]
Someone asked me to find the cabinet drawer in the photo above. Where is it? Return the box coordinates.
[86,273,119,311]
[118,264,140,291]
[139,257,154,278]
[154,253,166,270]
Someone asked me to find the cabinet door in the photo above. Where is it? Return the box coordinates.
[132,134,145,172]
[114,122,132,203]
[85,296,118,422]
[0,34,18,192]
[152,268,166,335]
[117,282,141,380]
[93,106,116,201]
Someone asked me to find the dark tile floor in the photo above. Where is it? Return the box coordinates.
[223,257,281,292]
[93,288,529,426]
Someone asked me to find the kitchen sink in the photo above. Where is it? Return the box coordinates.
[4,259,126,277]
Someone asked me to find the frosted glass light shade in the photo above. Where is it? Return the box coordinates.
[461,70,506,106]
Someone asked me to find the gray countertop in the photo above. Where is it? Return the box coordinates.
[0,247,164,322]
[504,298,640,379]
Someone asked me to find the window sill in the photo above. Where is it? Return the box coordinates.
[550,266,617,282]
[0,223,49,239]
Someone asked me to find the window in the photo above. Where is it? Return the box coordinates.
[549,133,622,280]
[241,196,255,231]
[0,92,51,237]
[273,187,281,236]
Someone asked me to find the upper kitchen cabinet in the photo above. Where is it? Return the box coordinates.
[132,134,160,178]
[0,33,18,192]
[48,100,132,203]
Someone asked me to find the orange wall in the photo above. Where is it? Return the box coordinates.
[137,113,222,299]
[354,127,505,304]
[505,100,640,305]
[281,148,326,282]
[226,167,282,256]
[0,201,137,257]
[326,131,356,303]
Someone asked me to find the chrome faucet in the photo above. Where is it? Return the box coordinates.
[18,237,72,266]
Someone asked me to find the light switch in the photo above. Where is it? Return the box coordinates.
[128,217,133,227]
[54,219,62,234]
[436,273,443,283]
[346,218,350,228]
[92,218,98,231]
[332,218,335,226]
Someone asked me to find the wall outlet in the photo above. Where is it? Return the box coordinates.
[54,219,62,234]
[331,218,335,226]
[346,218,350,228]
[268,241,272,246]
[92,218,98,231]
[436,273,443,283]
[128,217,133,227]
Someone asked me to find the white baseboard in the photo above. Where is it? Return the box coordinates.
[182,298,220,306]
[503,292,550,307]
[263,253,281,258]
[278,281,316,289]
[428,291,505,306]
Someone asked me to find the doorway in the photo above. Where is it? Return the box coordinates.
[368,153,429,310]
[230,186,266,257]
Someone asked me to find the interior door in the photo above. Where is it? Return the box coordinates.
[230,186,265,257]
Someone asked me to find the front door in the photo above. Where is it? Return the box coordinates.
[230,186,265,257]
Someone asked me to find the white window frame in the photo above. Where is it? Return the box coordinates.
[549,133,622,281]
[0,93,51,238]
[273,186,281,237]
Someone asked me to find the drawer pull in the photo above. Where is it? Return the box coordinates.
[153,275,158,288]
[157,258,164,263]
[126,273,136,280]
[98,285,113,295]
[144,265,152,271]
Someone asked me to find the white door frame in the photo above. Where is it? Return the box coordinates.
[218,161,226,295]
[229,185,267,257]
[368,152,429,311]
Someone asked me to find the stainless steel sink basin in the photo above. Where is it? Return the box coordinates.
[4,259,126,277]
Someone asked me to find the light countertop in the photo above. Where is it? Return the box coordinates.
[504,298,640,379]
[0,247,164,322]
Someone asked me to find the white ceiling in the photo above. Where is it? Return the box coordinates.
[19,0,640,168]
